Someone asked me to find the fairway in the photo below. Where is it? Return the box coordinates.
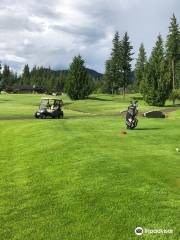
[0,94,180,240]
[1,93,178,118]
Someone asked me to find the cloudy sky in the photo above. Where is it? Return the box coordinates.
[0,0,179,73]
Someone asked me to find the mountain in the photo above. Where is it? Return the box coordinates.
[86,68,103,79]
[54,68,103,79]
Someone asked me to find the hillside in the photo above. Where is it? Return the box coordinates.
[54,68,103,79]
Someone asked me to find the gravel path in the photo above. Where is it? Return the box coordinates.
[0,106,180,121]
[0,114,120,121]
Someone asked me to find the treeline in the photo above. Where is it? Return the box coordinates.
[0,64,67,93]
[103,14,180,106]
[0,64,18,89]
[21,65,66,93]
[103,32,133,95]
[134,14,180,106]
[0,63,102,94]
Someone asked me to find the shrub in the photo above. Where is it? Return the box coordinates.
[169,89,180,105]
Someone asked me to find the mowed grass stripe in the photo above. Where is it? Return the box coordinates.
[0,117,179,239]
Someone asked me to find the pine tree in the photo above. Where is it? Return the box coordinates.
[13,72,18,85]
[66,55,93,100]
[9,70,17,86]
[142,35,171,106]
[30,66,37,86]
[56,73,66,93]
[46,66,52,90]
[2,65,11,87]
[22,64,30,85]
[36,66,44,86]
[121,32,133,96]
[135,43,147,91]
[104,32,122,94]
[166,14,180,89]
[111,32,122,91]
[103,59,115,94]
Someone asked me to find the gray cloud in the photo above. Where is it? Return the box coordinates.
[0,15,43,32]
[28,1,61,19]
[50,24,106,44]
[0,0,179,73]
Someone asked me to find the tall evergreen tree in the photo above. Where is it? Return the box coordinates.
[166,14,180,89]
[121,32,133,96]
[66,55,93,100]
[2,65,11,87]
[135,43,147,91]
[9,70,17,86]
[104,32,122,94]
[22,64,30,85]
[30,65,37,86]
[103,59,115,94]
[13,72,18,84]
[111,32,122,90]
[56,73,66,93]
[142,35,171,106]
[46,66,52,89]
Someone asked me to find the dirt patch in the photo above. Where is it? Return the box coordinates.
[162,106,180,113]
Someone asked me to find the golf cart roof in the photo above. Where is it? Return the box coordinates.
[41,98,62,101]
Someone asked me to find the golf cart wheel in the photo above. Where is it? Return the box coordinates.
[40,114,46,119]
[35,113,38,119]
[61,111,64,119]
[129,125,136,130]
[58,111,64,119]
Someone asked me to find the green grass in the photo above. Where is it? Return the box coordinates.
[0,94,85,117]
[1,93,180,118]
[0,94,180,239]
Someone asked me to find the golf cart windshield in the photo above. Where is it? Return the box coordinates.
[40,99,49,109]
[39,98,63,110]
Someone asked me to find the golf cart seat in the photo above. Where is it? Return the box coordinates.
[35,98,64,119]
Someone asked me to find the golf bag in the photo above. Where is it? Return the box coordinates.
[126,101,138,129]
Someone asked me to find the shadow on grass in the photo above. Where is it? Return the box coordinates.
[63,102,73,106]
[134,128,161,131]
[130,96,143,101]
[165,104,180,107]
[0,99,13,103]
